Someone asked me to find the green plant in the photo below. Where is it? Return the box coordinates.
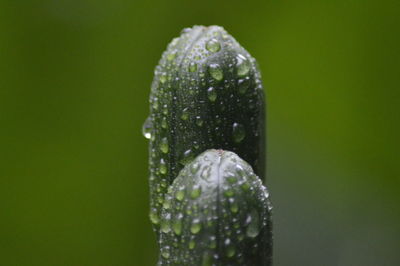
[144,25,272,265]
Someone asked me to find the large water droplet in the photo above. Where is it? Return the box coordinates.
[236,54,250,77]
[206,39,221,53]
[246,209,261,238]
[232,122,246,143]
[160,137,169,153]
[208,64,223,81]
[207,87,217,102]
[142,117,152,139]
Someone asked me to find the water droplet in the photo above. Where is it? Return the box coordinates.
[207,87,217,102]
[236,54,250,77]
[232,122,245,143]
[190,185,202,199]
[189,62,197,72]
[175,189,184,201]
[238,78,250,94]
[226,174,237,184]
[181,107,189,120]
[161,117,168,129]
[224,189,234,197]
[195,116,203,127]
[191,162,200,174]
[167,51,177,61]
[161,246,170,259]
[226,246,236,258]
[160,159,167,175]
[160,137,169,153]
[161,220,171,233]
[209,236,217,249]
[208,64,223,81]
[180,149,194,166]
[241,182,250,191]
[206,39,221,53]
[149,210,159,225]
[190,220,202,234]
[189,240,196,249]
[160,73,167,83]
[246,209,261,238]
[142,117,152,139]
[152,99,159,110]
[201,253,212,266]
[230,202,239,213]
[173,220,182,235]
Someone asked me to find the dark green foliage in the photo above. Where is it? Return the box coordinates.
[144,26,266,231]
[158,150,272,266]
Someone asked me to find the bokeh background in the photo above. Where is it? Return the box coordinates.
[1,0,399,265]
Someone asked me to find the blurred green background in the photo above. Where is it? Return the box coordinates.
[1,0,399,265]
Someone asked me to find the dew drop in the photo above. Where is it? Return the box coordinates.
[226,246,236,258]
[160,137,169,153]
[167,51,177,61]
[190,220,202,234]
[181,107,189,120]
[161,117,168,129]
[232,122,246,143]
[195,116,204,127]
[236,54,250,77]
[161,220,171,233]
[189,240,196,249]
[208,64,223,81]
[189,62,197,72]
[175,189,184,201]
[241,182,250,191]
[224,189,234,197]
[142,117,152,139]
[173,220,182,235]
[209,236,217,249]
[191,162,200,174]
[160,73,167,83]
[230,203,239,213]
[207,87,217,102]
[161,246,170,259]
[190,185,202,199]
[180,149,194,166]
[246,209,261,238]
[206,38,221,53]
[238,78,250,94]
[149,210,160,225]
[160,159,167,175]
